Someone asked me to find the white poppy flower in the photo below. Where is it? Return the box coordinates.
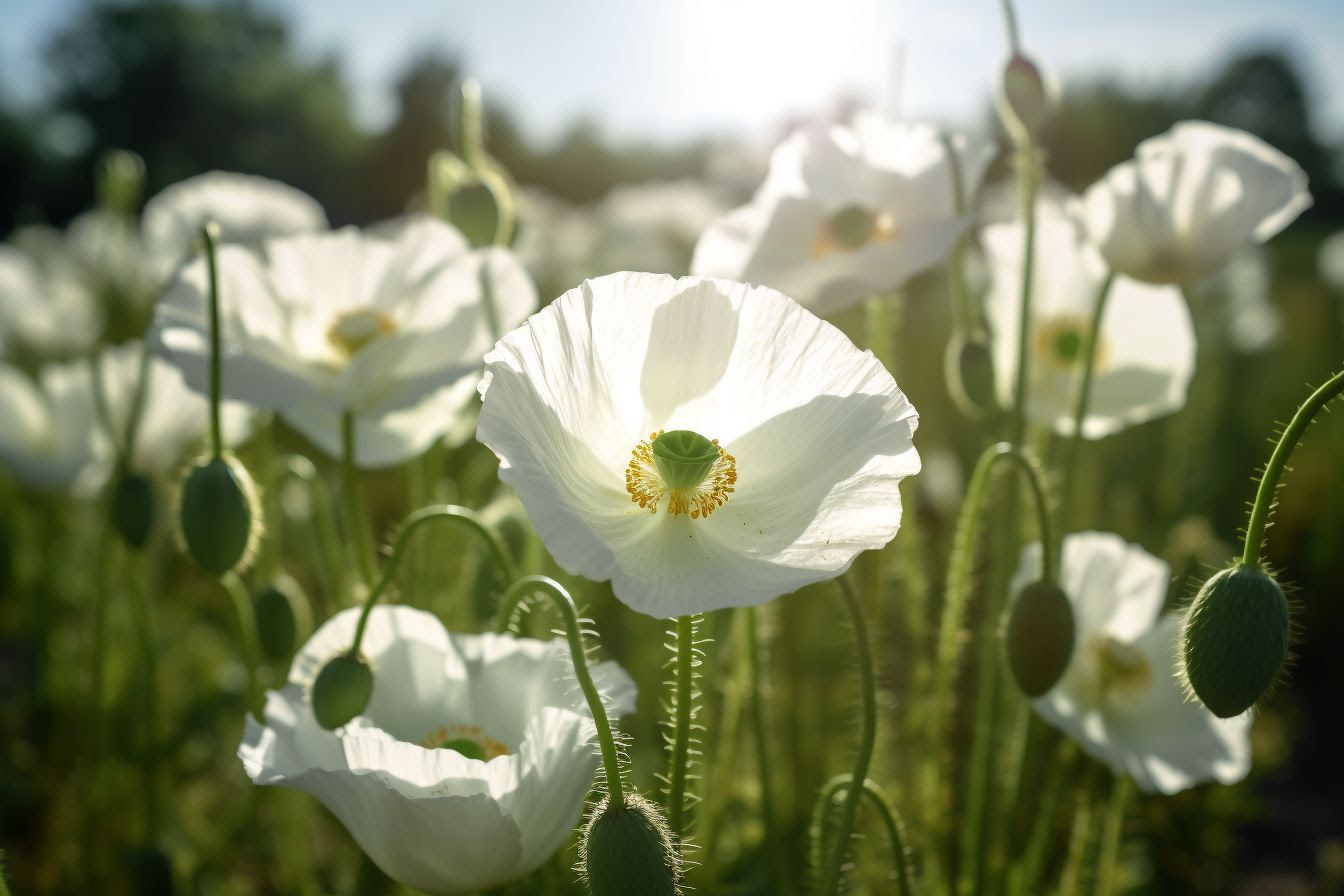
[1081,120,1310,285]
[239,604,637,896]
[1014,532,1250,795]
[88,340,256,482]
[141,171,328,280]
[0,235,102,358]
[152,216,536,468]
[591,179,727,277]
[984,200,1195,438]
[0,359,101,493]
[691,111,993,316]
[476,272,921,618]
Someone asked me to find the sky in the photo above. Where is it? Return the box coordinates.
[3,0,1343,148]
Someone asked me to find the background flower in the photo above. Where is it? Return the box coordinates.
[240,605,636,896]
[0,359,101,493]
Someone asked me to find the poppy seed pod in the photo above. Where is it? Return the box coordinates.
[1181,564,1289,718]
[1006,579,1076,697]
[310,653,374,731]
[254,575,312,663]
[111,470,156,549]
[581,793,681,896]
[997,53,1055,143]
[177,455,258,576]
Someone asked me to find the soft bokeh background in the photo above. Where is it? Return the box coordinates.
[2,1,1344,894]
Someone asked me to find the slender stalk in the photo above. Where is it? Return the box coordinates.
[1056,781,1095,896]
[820,574,878,896]
[221,571,263,717]
[126,551,162,840]
[1008,145,1040,448]
[813,775,916,896]
[1241,368,1344,566]
[459,79,485,171]
[340,411,377,586]
[998,0,1022,54]
[666,614,697,841]
[1058,270,1116,528]
[348,505,517,654]
[1009,739,1074,896]
[264,454,345,612]
[496,576,627,807]
[200,224,224,459]
[745,606,787,894]
[1096,776,1132,896]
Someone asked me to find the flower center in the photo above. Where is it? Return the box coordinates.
[626,429,737,519]
[421,724,511,761]
[1090,635,1151,698]
[327,307,396,357]
[1035,314,1106,372]
[811,205,897,259]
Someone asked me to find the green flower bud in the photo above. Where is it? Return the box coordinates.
[447,180,501,248]
[651,430,719,491]
[996,53,1055,143]
[581,793,681,896]
[945,330,999,417]
[97,148,146,217]
[1005,580,1075,697]
[254,575,311,663]
[311,653,374,730]
[1181,564,1290,718]
[177,455,258,576]
[111,470,156,549]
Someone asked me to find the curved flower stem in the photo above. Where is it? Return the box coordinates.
[1058,270,1116,529]
[200,223,224,459]
[347,505,517,655]
[1008,143,1040,448]
[1096,775,1133,896]
[221,571,263,718]
[495,575,627,808]
[666,614,698,842]
[1241,368,1344,567]
[340,411,377,587]
[819,573,877,896]
[813,774,916,896]
[998,0,1022,54]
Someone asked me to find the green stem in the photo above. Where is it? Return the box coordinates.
[1008,144,1040,448]
[495,576,627,807]
[745,606,787,894]
[1241,368,1344,567]
[666,614,698,842]
[222,571,263,717]
[201,224,224,459]
[813,775,916,896]
[1096,776,1132,896]
[478,255,503,344]
[1056,781,1095,896]
[820,574,878,896]
[1009,739,1074,896]
[264,454,345,612]
[998,0,1022,54]
[126,552,161,840]
[1058,270,1116,528]
[459,79,485,171]
[340,411,377,587]
[349,505,517,654]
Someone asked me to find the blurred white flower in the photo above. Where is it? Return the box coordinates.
[590,179,727,277]
[691,111,993,316]
[1191,249,1281,354]
[1015,532,1250,794]
[984,200,1195,438]
[0,359,101,493]
[0,233,102,358]
[152,216,536,468]
[1081,120,1310,285]
[239,604,636,896]
[141,171,329,280]
[477,272,920,618]
[88,340,256,482]
[512,188,598,293]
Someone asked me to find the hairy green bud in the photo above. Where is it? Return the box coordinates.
[111,470,155,549]
[254,575,311,663]
[581,793,681,896]
[311,653,373,731]
[177,455,257,576]
[1005,579,1076,697]
[1181,564,1289,718]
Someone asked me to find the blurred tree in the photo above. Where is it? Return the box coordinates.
[43,0,367,223]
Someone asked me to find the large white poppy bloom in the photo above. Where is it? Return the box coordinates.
[691,111,993,316]
[239,605,636,896]
[152,216,536,467]
[0,236,102,358]
[1014,532,1250,794]
[1081,120,1310,285]
[0,359,101,493]
[984,200,1195,438]
[142,171,328,280]
[476,272,921,618]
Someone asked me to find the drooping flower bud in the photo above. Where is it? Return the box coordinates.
[1005,579,1075,697]
[311,652,374,730]
[177,455,258,576]
[1181,564,1289,718]
[581,793,681,896]
[945,329,999,417]
[111,470,156,549]
[996,53,1056,144]
[254,575,312,663]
